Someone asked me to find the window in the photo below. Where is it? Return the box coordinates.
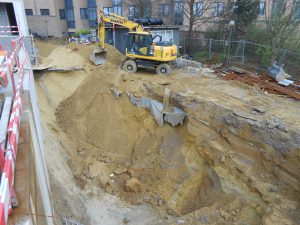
[59,9,65,19]
[40,9,50,16]
[294,0,300,19]
[273,0,285,16]
[193,2,203,16]
[65,8,75,28]
[112,0,122,15]
[64,0,73,7]
[151,30,173,43]
[88,8,97,20]
[259,1,265,16]
[273,0,278,15]
[143,2,152,18]
[103,7,113,14]
[174,0,184,25]
[67,21,75,28]
[128,5,139,18]
[25,9,33,16]
[65,0,75,27]
[213,2,224,17]
[80,8,88,19]
[66,9,74,20]
[112,0,122,5]
[113,5,122,15]
[158,4,169,17]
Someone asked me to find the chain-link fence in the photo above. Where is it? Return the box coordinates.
[180,37,300,79]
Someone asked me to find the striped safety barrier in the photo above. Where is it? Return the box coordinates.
[0,26,18,34]
[0,35,27,225]
[0,31,19,34]
[0,53,15,89]
[0,26,18,29]
[0,35,24,91]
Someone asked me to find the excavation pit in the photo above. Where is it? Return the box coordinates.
[36,41,300,225]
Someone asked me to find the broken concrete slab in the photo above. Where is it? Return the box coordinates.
[128,94,186,127]
[33,66,83,72]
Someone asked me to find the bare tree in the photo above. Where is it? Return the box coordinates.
[181,0,228,54]
[126,0,154,18]
[265,0,300,62]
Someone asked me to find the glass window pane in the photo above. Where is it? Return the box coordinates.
[59,9,65,19]
[67,21,75,28]
[113,5,122,15]
[66,9,75,20]
[273,0,278,15]
[64,0,73,7]
[25,9,33,16]
[259,1,265,15]
[40,9,50,16]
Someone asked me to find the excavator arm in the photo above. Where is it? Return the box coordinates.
[98,10,144,49]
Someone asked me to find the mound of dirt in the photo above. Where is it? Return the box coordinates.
[66,42,125,66]
[38,45,86,68]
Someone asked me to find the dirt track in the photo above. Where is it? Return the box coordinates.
[35,40,300,225]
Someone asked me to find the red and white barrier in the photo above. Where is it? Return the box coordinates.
[0,26,18,29]
[0,35,27,225]
[0,31,19,34]
[0,26,19,34]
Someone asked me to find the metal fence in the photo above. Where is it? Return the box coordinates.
[180,37,300,79]
[0,35,37,64]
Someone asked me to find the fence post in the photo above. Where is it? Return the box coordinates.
[183,36,186,56]
[209,39,212,60]
[242,41,245,64]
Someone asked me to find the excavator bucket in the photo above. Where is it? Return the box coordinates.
[90,48,107,65]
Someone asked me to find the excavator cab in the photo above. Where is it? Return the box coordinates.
[126,33,154,56]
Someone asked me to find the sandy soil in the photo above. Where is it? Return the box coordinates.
[34,39,300,225]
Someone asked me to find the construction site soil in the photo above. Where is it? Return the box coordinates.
[34,40,300,225]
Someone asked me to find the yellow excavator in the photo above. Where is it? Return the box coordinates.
[90,10,178,74]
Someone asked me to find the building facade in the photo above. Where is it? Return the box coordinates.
[22,0,300,37]
[180,0,300,33]
[23,0,180,37]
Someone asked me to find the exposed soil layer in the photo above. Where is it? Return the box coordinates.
[36,40,300,225]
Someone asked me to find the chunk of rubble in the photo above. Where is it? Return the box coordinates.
[125,178,141,192]
[111,88,122,99]
[176,57,202,68]
[128,94,186,127]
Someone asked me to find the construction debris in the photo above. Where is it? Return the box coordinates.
[176,57,202,68]
[128,94,186,127]
[125,178,141,193]
[223,72,300,100]
[111,88,122,99]
[63,217,84,225]
[268,63,291,82]
[33,66,83,72]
